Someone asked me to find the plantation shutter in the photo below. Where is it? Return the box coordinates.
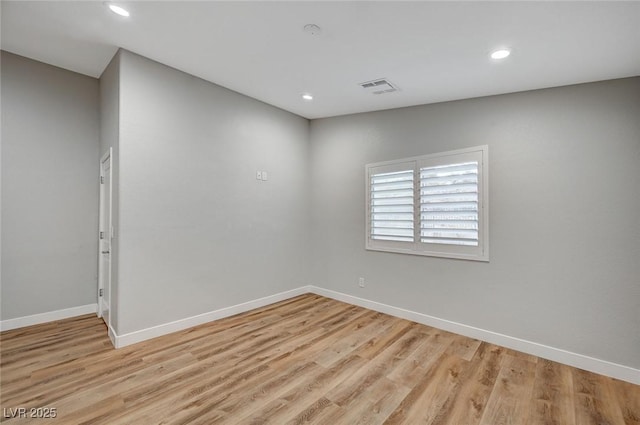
[366,146,487,261]
[369,165,415,243]
[419,161,479,246]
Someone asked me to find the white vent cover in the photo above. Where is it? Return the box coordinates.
[359,78,398,95]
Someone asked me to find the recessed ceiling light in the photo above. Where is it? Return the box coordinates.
[302,94,314,101]
[491,49,511,60]
[108,4,130,17]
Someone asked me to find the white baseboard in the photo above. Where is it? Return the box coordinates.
[108,326,117,347]
[111,287,311,348]
[3,287,637,385]
[0,304,98,332]
[308,286,640,385]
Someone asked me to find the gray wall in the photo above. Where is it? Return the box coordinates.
[309,77,640,369]
[116,51,310,334]
[3,47,638,371]
[98,51,121,332]
[1,51,100,319]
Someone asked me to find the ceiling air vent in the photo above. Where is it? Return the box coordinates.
[359,78,398,95]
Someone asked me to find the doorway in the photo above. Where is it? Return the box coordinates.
[98,148,112,330]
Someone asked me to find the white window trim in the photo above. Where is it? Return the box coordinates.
[365,145,489,262]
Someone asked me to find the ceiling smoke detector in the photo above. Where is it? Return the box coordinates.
[303,24,322,36]
[359,78,398,95]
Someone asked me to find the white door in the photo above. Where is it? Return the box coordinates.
[98,149,113,328]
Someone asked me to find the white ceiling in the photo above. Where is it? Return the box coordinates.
[2,1,640,119]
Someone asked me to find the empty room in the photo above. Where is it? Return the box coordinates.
[1,1,639,424]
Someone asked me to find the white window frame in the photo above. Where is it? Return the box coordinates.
[365,145,489,262]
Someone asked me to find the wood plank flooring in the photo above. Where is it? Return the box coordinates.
[1,294,638,424]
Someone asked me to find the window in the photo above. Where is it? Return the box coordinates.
[366,146,488,261]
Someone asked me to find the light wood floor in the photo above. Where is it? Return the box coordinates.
[1,294,638,424]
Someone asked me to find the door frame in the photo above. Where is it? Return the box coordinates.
[98,148,113,329]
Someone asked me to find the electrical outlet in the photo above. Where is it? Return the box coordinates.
[358,277,365,288]
[256,171,262,180]
[262,171,268,181]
